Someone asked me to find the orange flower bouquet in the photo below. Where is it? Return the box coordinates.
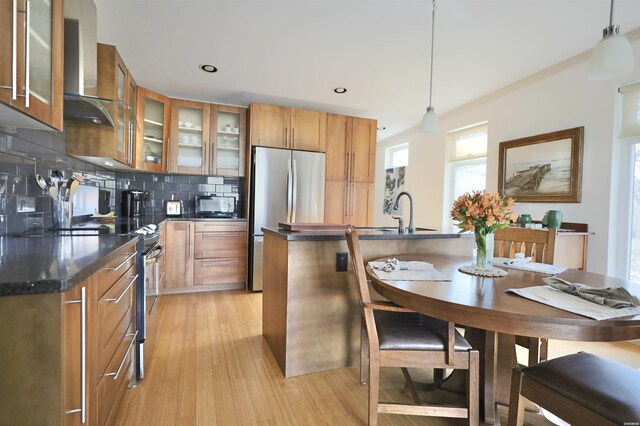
[451,190,516,270]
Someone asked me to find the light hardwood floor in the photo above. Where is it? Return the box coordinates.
[115,291,639,425]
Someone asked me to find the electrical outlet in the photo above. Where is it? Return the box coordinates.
[336,252,349,272]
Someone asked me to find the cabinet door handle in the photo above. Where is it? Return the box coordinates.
[104,275,137,304]
[292,128,295,148]
[352,152,356,181]
[202,233,241,239]
[188,224,192,259]
[203,259,238,266]
[284,127,288,148]
[23,0,31,107]
[64,287,86,423]
[106,252,137,271]
[10,0,18,100]
[343,181,349,220]
[351,182,356,217]
[104,331,137,380]
[166,138,171,171]
[346,152,352,184]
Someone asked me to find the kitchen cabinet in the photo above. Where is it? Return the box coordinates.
[210,104,247,177]
[249,102,326,152]
[162,220,247,293]
[163,221,194,289]
[0,0,64,130]
[66,43,137,169]
[324,114,377,226]
[136,87,170,172]
[0,239,138,426]
[168,99,210,175]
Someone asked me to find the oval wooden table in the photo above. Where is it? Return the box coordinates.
[366,254,640,424]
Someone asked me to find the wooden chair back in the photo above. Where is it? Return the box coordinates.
[494,227,557,264]
[345,227,372,305]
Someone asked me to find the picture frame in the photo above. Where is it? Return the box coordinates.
[497,127,584,203]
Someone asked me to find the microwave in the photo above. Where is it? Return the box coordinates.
[194,195,236,218]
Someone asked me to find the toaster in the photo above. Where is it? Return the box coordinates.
[165,200,183,217]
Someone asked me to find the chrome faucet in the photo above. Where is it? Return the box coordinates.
[393,191,415,233]
[392,215,405,233]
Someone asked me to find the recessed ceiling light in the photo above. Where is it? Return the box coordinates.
[333,87,347,94]
[377,126,386,131]
[200,64,218,73]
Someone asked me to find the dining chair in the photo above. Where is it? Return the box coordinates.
[494,227,557,365]
[345,228,479,425]
[507,352,640,426]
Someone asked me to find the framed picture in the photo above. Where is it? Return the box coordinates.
[383,166,405,214]
[498,127,584,203]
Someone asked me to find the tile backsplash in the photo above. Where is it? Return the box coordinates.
[0,125,243,235]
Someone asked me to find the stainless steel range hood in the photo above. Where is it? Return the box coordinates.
[63,0,114,126]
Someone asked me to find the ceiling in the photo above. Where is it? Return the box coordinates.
[95,0,640,141]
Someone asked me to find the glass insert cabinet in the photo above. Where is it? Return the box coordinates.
[137,87,170,172]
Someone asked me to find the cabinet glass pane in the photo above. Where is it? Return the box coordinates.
[177,107,203,168]
[116,67,125,154]
[28,0,52,104]
[216,111,240,171]
[143,98,164,165]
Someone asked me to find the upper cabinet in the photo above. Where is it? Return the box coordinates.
[0,0,64,130]
[66,43,137,169]
[168,98,210,175]
[326,114,376,183]
[249,102,326,152]
[136,87,170,172]
[211,105,246,177]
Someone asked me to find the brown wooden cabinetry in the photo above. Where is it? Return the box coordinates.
[0,0,64,130]
[210,104,247,177]
[136,87,170,172]
[163,221,194,289]
[0,239,138,426]
[66,44,137,169]
[168,99,210,174]
[249,102,326,152]
[162,220,247,293]
[324,114,377,226]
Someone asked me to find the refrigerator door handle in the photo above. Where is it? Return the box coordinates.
[286,159,293,222]
[291,158,298,223]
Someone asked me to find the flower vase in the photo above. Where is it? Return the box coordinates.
[474,230,494,271]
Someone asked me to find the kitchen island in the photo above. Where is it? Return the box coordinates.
[261,226,473,378]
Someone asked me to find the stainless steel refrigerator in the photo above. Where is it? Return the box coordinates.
[249,146,325,291]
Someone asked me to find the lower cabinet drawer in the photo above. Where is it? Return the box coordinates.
[98,269,136,355]
[99,309,134,377]
[194,258,240,285]
[96,250,137,300]
[98,327,136,426]
[194,232,246,258]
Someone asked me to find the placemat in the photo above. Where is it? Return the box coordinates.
[493,257,567,275]
[369,261,448,281]
[458,265,508,277]
[506,285,640,320]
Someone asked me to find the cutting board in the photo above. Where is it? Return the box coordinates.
[278,222,347,231]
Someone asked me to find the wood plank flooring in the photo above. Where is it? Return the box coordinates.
[115,290,638,425]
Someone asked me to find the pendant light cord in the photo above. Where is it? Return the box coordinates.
[608,0,614,27]
[428,0,436,108]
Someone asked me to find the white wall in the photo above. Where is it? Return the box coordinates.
[375,30,640,276]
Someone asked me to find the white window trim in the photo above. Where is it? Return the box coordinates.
[614,136,640,280]
[385,142,409,169]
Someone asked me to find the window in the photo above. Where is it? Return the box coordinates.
[620,82,640,281]
[446,123,488,218]
[385,142,409,169]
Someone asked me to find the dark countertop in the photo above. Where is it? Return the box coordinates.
[0,235,139,297]
[262,226,469,241]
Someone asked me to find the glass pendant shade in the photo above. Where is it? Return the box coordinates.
[420,107,440,134]
[589,32,635,80]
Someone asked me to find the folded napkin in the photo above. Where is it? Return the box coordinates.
[493,257,567,275]
[369,259,447,281]
[543,277,640,308]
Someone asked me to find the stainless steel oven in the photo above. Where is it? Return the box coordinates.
[136,238,162,381]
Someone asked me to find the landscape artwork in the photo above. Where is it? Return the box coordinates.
[498,127,583,203]
[383,166,405,214]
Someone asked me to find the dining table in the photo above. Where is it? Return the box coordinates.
[366,254,640,425]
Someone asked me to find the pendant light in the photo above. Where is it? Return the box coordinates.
[420,0,440,134]
[589,0,635,81]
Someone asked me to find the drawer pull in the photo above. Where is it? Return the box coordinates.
[202,233,242,239]
[104,275,137,304]
[106,252,137,271]
[105,331,137,380]
[202,259,238,266]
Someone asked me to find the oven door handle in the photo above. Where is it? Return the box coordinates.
[145,245,164,262]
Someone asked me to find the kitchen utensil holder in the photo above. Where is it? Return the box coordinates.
[53,200,73,228]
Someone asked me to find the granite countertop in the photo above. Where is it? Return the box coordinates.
[0,235,139,297]
[263,226,469,241]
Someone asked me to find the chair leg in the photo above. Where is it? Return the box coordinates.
[368,354,380,426]
[434,368,445,386]
[527,338,540,366]
[539,338,549,362]
[360,321,369,385]
[507,368,525,426]
[467,350,479,426]
[401,367,421,405]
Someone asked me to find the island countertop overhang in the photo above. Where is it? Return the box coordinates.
[262,226,471,241]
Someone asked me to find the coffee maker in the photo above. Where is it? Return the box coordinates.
[121,190,149,217]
